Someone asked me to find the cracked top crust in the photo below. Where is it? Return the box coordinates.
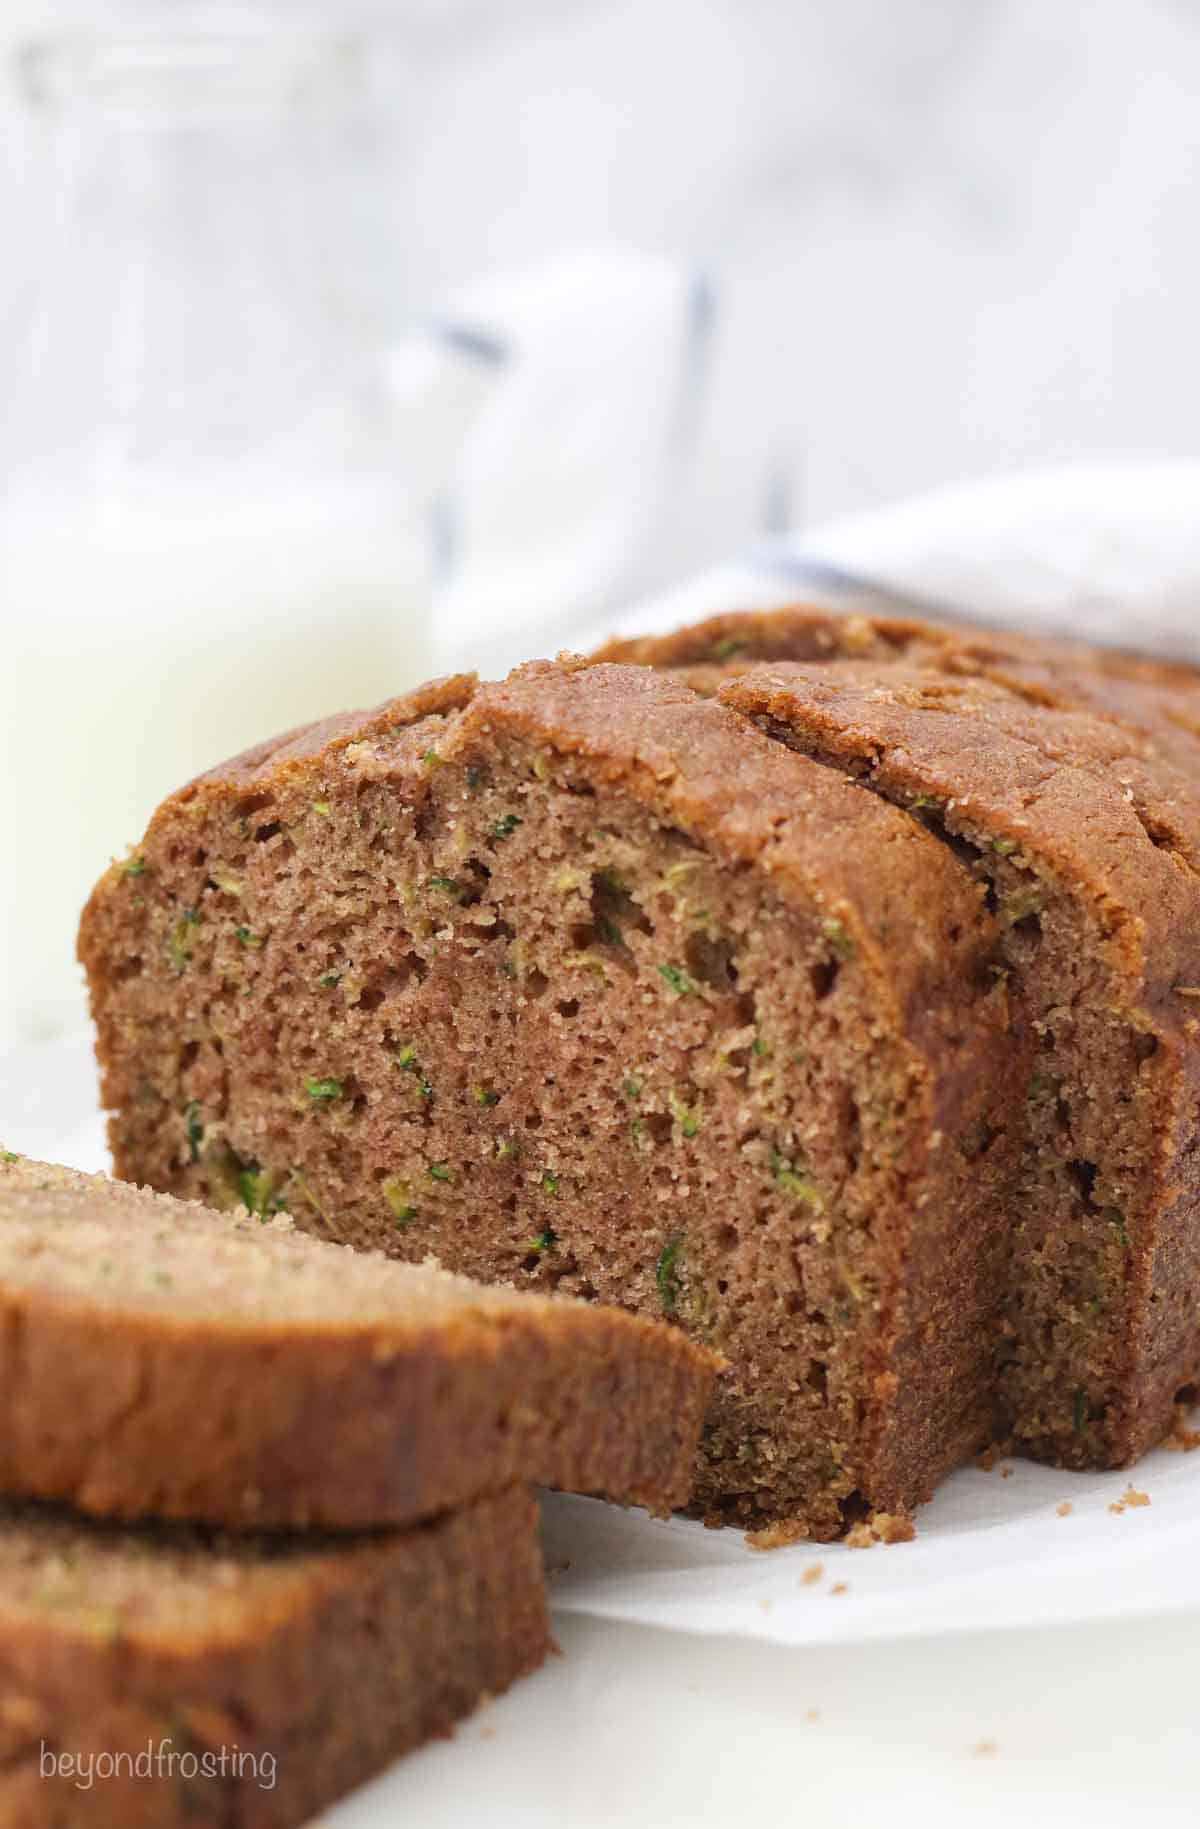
[718,657,1200,1017]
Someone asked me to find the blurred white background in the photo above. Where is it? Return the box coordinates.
[4,0,1200,1035]
[6,0,1200,548]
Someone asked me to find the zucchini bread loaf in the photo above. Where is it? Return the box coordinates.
[604,605,1200,1470]
[80,660,1015,1537]
[0,1152,718,1529]
[0,1486,546,1829]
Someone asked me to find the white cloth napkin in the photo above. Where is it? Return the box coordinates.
[588,463,1200,665]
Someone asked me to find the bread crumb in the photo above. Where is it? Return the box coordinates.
[830,1581,849,1595]
[975,1446,999,1472]
[1000,1466,1013,1479]
[845,1510,916,1549]
[800,1562,825,1586]
[1108,1485,1151,1515]
[759,1597,773,1612]
[972,1739,998,1757]
[874,1511,916,1544]
[805,1708,820,1722]
[1056,1501,1073,1517]
[745,1516,811,1551]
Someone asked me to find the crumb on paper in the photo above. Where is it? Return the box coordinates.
[1108,1486,1151,1515]
[976,1446,999,1472]
[805,1708,820,1723]
[479,1725,497,1740]
[746,1517,809,1551]
[972,1740,998,1758]
[800,1562,825,1587]
[845,1510,916,1549]
[1056,1501,1073,1518]
[1000,1466,1013,1479]
[759,1597,773,1612]
[830,1581,849,1596]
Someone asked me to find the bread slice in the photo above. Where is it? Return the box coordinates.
[79,658,1015,1536]
[0,1152,719,1529]
[610,603,1200,1469]
[0,1485,546,1828]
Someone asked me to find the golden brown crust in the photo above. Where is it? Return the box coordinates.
[184,672,480,795]
[0,1486,547,1828]
[590,600,1200,693]
[471,658,997,1063]
[0,1155,720,1529]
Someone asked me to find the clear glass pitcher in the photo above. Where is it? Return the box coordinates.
[0,15,427,1040]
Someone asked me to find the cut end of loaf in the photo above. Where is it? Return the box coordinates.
[80,655,1020,1535]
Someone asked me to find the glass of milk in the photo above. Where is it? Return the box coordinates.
[0,16,431,1040]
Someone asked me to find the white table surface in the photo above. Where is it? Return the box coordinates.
[334,1605,1200,1829]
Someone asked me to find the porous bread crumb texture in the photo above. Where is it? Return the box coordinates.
[80,659,1015,1539]
[0,1486,548,1829]
[0,1152,718,1530]
[614,602,1200,1483]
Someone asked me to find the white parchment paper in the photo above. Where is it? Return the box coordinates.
[543,1447,1198,1648]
